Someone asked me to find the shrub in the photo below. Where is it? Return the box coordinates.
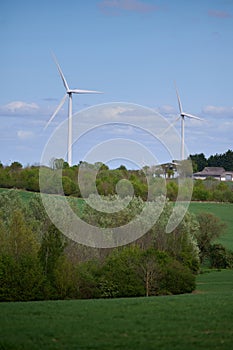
[0,254,47,301]
[161,259,196,294]
[195,212,226,263]
[209,244,233,269]
[96,247,196,298]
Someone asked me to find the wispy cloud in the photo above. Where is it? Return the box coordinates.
[17,130,35,140]
[208,10,232,19]
[202,105,233,117]
[98,0,158,15]
[0,101,39,116]
[158,105,177,117]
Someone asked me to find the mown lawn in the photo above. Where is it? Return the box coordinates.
[0,270,233,350]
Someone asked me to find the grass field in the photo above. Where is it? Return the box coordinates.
[0,188,36,202]
[1,189,233,349]
[0,269,233,350]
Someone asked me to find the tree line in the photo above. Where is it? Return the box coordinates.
[0,149,233,203]
[0,190,231,302]
[189,149,233,172]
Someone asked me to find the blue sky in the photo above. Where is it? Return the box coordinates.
[0,0,233,167]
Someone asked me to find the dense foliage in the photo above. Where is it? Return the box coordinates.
[192,178,233,202]
[190,149,233,172]
[0,151,233,203]
[0,188,230,301]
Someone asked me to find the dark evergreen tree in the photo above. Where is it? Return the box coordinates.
[189,153,207,172]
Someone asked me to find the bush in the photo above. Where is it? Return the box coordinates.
[195,212,226,263]
[166,181,178,201]
[209,244,233,269]
[100,247,145,298]
[161,260,196,294]
[94,247,196,298]
[0,254,47,301]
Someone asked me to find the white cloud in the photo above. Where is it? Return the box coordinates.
[0,101,39,116]
[202,105,233,116]
[17,130,34,140]
[159,105,176,115]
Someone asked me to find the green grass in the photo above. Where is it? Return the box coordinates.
[0,270,233,350]
[0,188,36,202]
[1,189,233,349]
[0,188,85,213]
[189,202,233,250]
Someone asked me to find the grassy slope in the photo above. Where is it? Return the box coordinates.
[0,188,36,201]
[0,189,233,349]
[0,270,233,350]
[188,202,233,250]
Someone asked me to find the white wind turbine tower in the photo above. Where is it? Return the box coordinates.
[175,84,202,160]
[45,54,102,166]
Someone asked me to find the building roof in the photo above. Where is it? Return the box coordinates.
[193,167,226,177]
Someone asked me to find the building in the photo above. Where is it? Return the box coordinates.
[193,167,233,181]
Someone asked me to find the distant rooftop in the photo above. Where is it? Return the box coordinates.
[194,167,225,176]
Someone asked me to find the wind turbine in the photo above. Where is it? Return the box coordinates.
[175,84,202,160]
[45,54,102,166]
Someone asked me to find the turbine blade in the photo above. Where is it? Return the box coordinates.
[69,89,103,94]
[159,116,181,137]
[44,94,67,129]
[182,112,203,121]
[174,81,183,115]
[51,53,69,91]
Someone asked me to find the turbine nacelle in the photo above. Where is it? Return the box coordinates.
[174,83,203,160]
[45,54,103,165]
[180,112,203,121]
[67,89,103,94]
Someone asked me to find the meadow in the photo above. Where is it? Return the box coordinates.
[0,189,233,349]
[0,270,233,350]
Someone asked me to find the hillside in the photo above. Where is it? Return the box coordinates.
[0,270,233,350]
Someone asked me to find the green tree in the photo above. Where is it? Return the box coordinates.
[0,253,46,301]
[0,190,23,222]
[0,208,46,301]
[100,247,144,298]
[192,180,211,201]
[7,210,39,259]
[166,181,178,201]
[10,161,23,171]
[77,260,102,299]
[207,149,233,170]
[146,201,200,273]
[161,259,196,294]
[137,248,169,297]
[195,212,226,263]
[53,255,78,299]
[189,153,207,172]
[209,244,229,269]
[39,225,67,285]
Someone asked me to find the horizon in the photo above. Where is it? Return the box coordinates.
[1,148,232,171]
